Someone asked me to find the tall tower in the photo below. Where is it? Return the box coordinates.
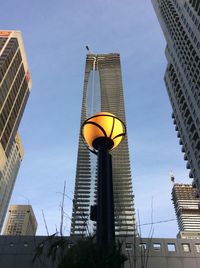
[0,30,32,230]
[172,183,200,239]
[3,205,37,236]
[0,133,24,231]
[152,1,200,189]
[71,53,135,236]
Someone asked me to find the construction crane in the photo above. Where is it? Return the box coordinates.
[170,171,175,184]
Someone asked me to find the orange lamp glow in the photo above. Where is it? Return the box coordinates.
[81,112,126,152]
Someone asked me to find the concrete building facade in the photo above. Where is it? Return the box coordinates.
[0,30,32,231]
[3,205,37,236]
[152,0,200,189]
[71,53,135,236]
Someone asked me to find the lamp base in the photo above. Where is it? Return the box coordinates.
[92,137,114,150]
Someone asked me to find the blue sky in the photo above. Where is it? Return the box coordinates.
[2,0,190,237]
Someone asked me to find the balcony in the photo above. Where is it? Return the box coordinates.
[186,162,191,169]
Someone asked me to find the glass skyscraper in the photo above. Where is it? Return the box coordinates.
[0,30,32,231]
[71,53,135,236]
[152,1,200,190]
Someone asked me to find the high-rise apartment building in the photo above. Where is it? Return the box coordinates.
[3,205,37,235]
[0,30,32,230]
[152,1,200,189]
[71,53,135,236]
[172,183,200,239]
[0,133,24,231]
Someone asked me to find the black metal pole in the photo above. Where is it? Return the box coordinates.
[107,153,115,245]
[96,140,115,248]
[97,141,108,247]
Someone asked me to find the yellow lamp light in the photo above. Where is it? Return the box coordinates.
[81,112,126,152]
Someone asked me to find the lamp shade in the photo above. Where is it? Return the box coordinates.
[81,112,126,152]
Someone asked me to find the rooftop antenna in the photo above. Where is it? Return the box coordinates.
[170,171,175,184]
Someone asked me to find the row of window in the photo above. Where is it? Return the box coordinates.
[125,241,200,253]
[0,38,7,53]
[185,1,200,22]
[0,65,25,134]
[0,38,19,79]
[165,72,197,179]
[9,242,28,247]
[181,15,200,50]
[166,53,200,118]
[0,50,22,107]
[161,0,200,88]
[1,78,28,154]
[167,65,200,159]
[181,5,200,51]
[6,90,29,156]
[0,143,21,221]
[162,5,200,112]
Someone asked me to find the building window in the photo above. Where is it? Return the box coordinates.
[182,243,190,252]
[68,243,74,249]
[153,243,161,251]
[139,243,146,251]
[125,243,132,250]
[167,243,176,252]
[196,244,200,253]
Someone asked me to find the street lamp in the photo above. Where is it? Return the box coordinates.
[81,112,126,248]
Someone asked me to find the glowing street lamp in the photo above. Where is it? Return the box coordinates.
[81,112,126,247]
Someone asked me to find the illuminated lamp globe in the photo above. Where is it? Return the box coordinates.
[81,112,126,153]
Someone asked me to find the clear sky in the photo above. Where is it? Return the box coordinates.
[1,0,190,237]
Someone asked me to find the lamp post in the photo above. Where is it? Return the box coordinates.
[81,112,126,248]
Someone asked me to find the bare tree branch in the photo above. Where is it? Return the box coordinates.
[42,210,49,236]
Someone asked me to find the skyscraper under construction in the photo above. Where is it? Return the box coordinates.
[71,53,135,236]
[172,183,200,239]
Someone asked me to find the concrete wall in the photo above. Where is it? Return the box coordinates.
[0,236,200,268]
[0,236,55,268]
[124,237,200,268]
